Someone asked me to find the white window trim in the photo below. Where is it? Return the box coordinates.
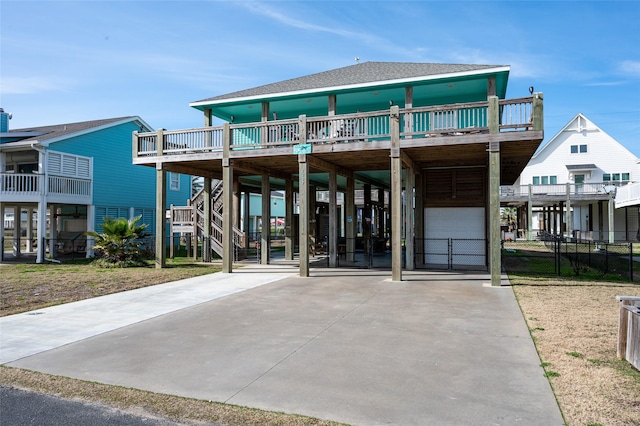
[169,172,180,191]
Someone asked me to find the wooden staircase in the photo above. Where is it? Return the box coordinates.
[169,180,246,260]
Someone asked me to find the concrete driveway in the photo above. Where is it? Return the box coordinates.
[3,264,563,425]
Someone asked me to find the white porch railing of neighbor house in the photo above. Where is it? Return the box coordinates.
[48,175,92,198]
[500,181,630,199]
[615,182,640,208]
[134,97,538,157]
[0,172,92,199]
[0,173,42,195]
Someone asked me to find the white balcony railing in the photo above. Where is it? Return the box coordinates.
[48,175,92,198]
[0,173,42,195]
[0,172,92,200]
[615,181,640,208]
[500,181,631,199]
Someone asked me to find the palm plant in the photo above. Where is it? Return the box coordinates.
[86,215,149,266]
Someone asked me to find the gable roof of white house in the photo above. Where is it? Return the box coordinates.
[516,113,639,185]
[532,113,637,161]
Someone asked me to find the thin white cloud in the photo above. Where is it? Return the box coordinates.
[619,60,640,78]
[237,2,383,46]
[585,81,626,87]
[0,76,66,95]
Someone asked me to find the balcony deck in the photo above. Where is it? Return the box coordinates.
[134,97,543,188]
[500,181,630,205]
[0,172,92,205]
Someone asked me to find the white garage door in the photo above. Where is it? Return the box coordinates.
[424,207,486,267]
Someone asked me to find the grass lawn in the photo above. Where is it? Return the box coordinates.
[0,258,223,317]
[1,254,640,425]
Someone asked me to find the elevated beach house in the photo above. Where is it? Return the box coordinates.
[0,112,191,263]
[133,62,544,285]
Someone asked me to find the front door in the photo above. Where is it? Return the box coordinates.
[575,174,585,192]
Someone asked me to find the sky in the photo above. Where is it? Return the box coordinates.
[1,0,639,157]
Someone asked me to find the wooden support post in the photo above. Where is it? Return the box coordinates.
[566,183,572,240]
[233,176,241,230]
[261,174,270,265]
[329,170,338,267]
[86,205,95,258]
[243,191,250,252]
[222,123,233,273]
[415,173,424,267]
[169,204,175,259]
[406,168,415,271]
[364,184,372,261]
[12,205,21,258]
[191,199,197,260]
[299,155,310,277]
[203,177,211,262]
[532,93,544,131]
[390,105,402,281]
[609,197,615,243]
[528,185,533,241]
[488,96,501,286]
[26,207,33,253]
[155,163,166,269]
[404,86,413,138]
[346,175,355,262]
[285,177,294,260]
[559,201,565,238]
[617,296,640,362]
[377,188,385,238]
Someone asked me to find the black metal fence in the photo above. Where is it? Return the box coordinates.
[502,237,635,281]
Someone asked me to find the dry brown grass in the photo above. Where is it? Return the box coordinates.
[511,276,640,426]
[0,259,223,317]
[0,367,344,426]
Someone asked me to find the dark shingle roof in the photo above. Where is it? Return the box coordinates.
[8,116,138,143]
[193,62,506,104]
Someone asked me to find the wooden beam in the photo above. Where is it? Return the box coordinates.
[306,155,353,178]
[401,151,419,173]
[232,160,290,180]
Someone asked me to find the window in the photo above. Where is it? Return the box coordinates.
[570,144,587,153]
[532,176,540,185]
[541,176,549,185]
[579,144,587,153]
[550,176,557,184]
[169,172,180,191]
[570,145,578,153]
[604,172,630,182]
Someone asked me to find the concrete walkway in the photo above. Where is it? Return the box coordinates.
[2,265,563,425]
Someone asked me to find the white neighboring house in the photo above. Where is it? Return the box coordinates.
[504,113,639,242]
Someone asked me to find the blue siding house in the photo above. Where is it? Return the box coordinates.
[0,111,191,263]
